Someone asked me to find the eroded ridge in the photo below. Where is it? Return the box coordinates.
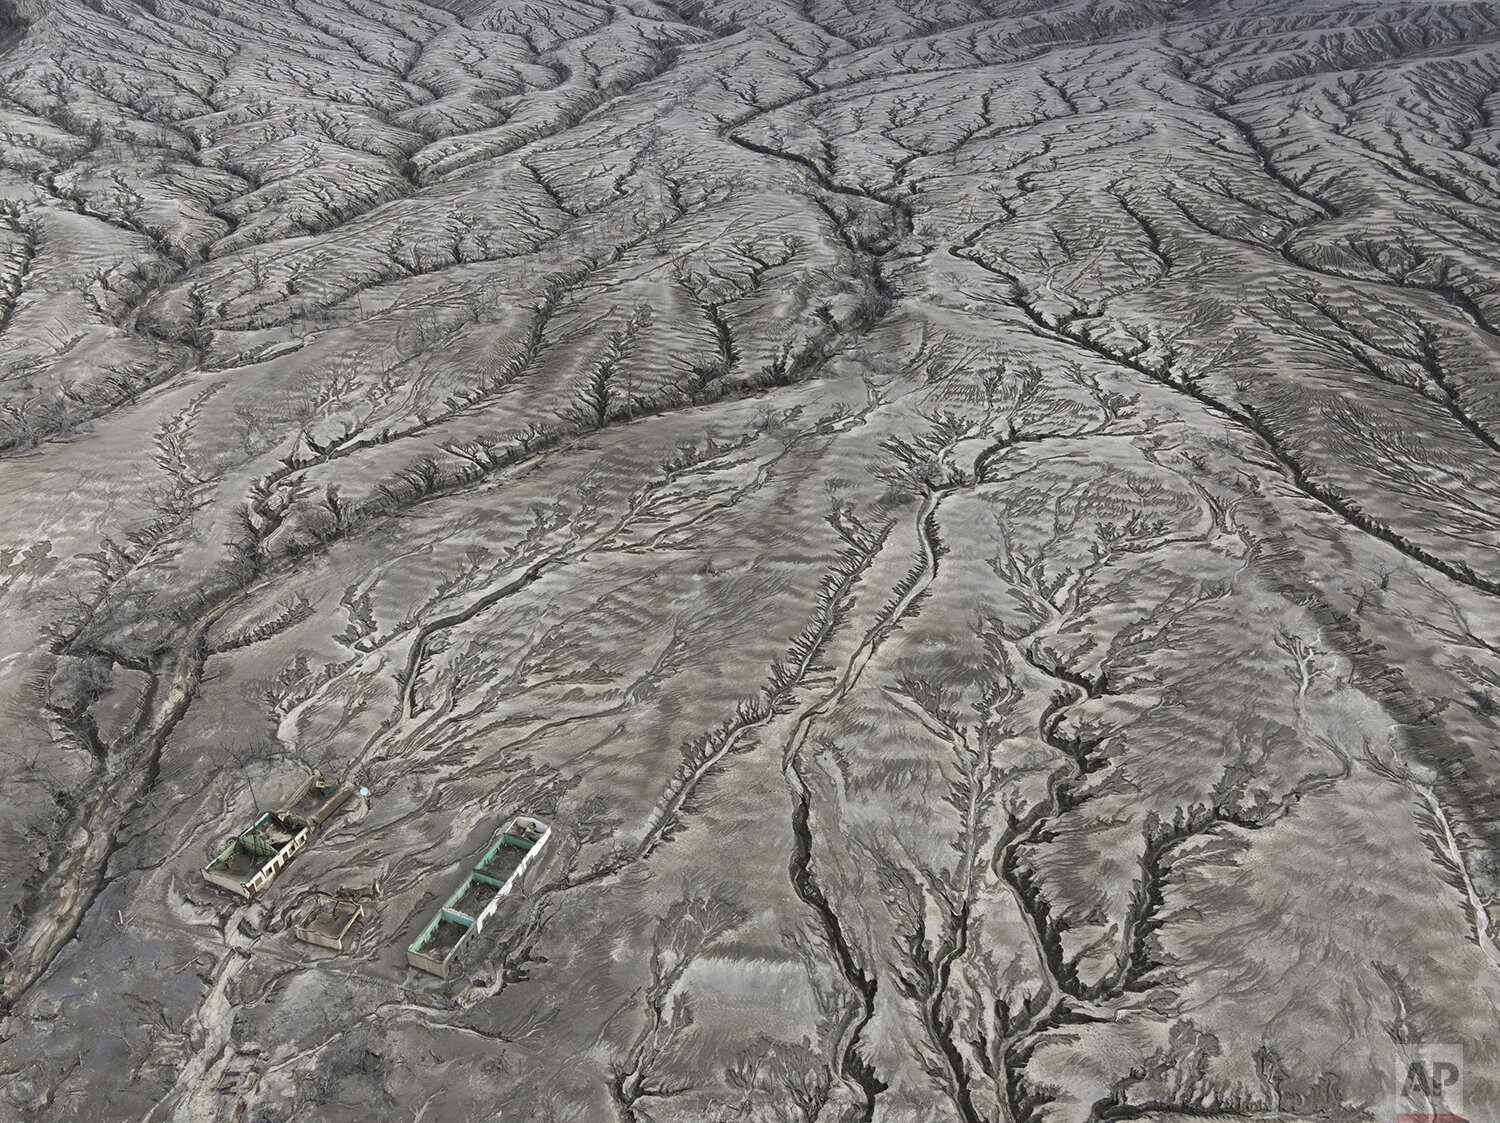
[0,1,1498,1121]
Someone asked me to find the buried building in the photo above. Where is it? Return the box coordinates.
[294,893,367,952]
[407,815,551,978]
[203,774,356,900]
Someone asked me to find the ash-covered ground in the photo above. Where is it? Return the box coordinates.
[0,0,1498,1120]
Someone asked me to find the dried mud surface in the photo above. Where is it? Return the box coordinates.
[0,1,1498,1120]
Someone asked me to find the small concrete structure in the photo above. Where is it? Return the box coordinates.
[294,895,366,952]
[203,774,355,901]
[407,815,550,978]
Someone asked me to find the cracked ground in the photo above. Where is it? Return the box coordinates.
[0,0,1498,1120]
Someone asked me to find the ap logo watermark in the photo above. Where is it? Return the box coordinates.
[1397,1044,1464,1123]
